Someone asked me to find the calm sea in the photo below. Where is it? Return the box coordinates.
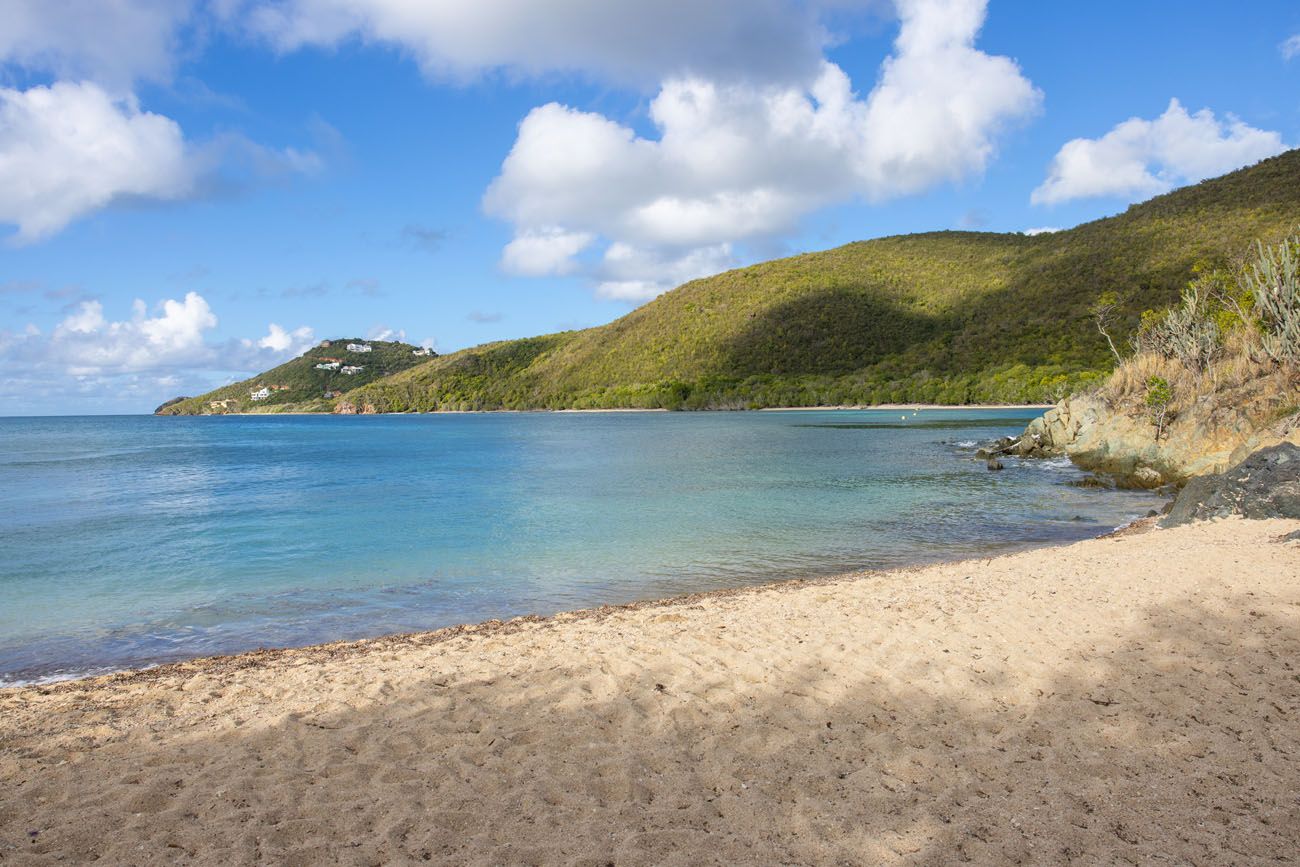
[0,410,1164,684]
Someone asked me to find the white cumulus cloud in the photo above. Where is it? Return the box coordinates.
[232,0,829,87]
[2,292,315,386]
[365,326,406,341]
[0,0,194,91]
[0,5,330,243]
[45,292,217,375]
[254,322,316,353]
[0,81,195,243]
[0,293,317,413]
[501,228,596,277]
[1283,34,1300,61]
[1031,99,1287,206]
[0,80,327,243]
[595,243,736,301]
[484,0,1041,299]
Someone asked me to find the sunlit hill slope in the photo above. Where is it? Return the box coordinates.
[168,150,1300,413]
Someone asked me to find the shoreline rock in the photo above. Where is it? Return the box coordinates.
[1017,389,1300,488]
[1162,443,1300,526]
[976,433,1051,461]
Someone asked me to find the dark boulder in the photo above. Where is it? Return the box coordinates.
[1161,443,1300,527]
[977,434,1049,460]
[976,436,1016,459]
[986,457,1004,471]
[1013,434,1044,457]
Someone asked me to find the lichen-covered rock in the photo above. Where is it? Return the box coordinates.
[1161,443,1300,527]
[1020,392,1300,487]
[1131,467,1165,488]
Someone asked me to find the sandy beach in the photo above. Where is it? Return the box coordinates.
[2,517,1298,865]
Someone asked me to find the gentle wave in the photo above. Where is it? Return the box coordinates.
[0,410,1167,681]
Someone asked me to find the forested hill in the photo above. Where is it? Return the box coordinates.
[339,151,1300,411]
[157,339,432,414]
[177,149,1300,414]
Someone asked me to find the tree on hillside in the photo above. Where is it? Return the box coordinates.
[1090,291,1124,365]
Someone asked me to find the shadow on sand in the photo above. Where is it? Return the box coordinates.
[3,586,1298,865]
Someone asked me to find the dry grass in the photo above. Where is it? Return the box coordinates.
[1103,353,1202,405]
[1096,327,1297,429]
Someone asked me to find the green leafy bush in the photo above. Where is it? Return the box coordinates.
[1145,376,1174,439]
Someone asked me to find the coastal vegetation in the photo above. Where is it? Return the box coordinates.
[165,150,1300,415]
[157,339,431,414]
[1021,232,1300,486]
[339,151,1300,413]
[1098,234,1298,439]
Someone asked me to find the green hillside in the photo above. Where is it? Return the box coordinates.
[339,151,1300,411]
[186,149,1300,414]
[157,339,433,414]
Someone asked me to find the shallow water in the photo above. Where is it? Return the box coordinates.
[0,410,1164,684]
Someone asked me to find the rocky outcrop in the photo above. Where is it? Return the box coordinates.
[976,434,1050,461]
[153,396,189,415]
[332,400,379,415]
[1161,443,1300,526]
[1021,390,1300,488]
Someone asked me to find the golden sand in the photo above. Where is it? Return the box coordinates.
[2,518,1298,864]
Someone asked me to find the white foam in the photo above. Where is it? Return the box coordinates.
[0,664,151,689]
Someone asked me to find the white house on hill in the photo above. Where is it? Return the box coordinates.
[250,387,271,401]
[346,343,372,353]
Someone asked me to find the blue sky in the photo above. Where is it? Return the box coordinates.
[2,0,1299,415]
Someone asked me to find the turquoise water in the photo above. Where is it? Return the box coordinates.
[0,410,1164,684]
